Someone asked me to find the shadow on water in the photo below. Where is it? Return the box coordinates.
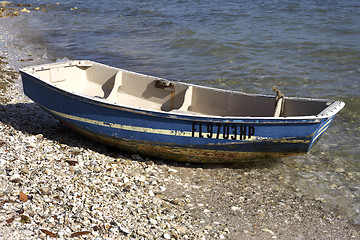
[0,102,282,169]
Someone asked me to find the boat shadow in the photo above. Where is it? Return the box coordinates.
[0,102,114,153]
[0,102,281,169]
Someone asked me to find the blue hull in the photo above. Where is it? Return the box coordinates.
[20,67,339,163]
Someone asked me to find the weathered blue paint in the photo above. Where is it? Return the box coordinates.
[20,69,342,163]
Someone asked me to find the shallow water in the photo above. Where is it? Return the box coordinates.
[7,0,360,224]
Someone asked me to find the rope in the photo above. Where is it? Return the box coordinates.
[272,86,285,117]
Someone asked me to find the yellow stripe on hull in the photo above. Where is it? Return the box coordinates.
[45,107,268,141]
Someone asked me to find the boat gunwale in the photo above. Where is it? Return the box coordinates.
[19,60,345,123]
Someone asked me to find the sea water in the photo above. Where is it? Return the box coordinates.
[7,0,360,224]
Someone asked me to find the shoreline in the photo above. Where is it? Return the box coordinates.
[1,3,360,240]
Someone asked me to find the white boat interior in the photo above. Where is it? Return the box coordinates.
[24,60,337,118]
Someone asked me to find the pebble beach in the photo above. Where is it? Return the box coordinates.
[1,2,360,240]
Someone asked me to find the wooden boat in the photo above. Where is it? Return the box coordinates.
[20,60,344,163]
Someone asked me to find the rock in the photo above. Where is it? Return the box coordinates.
[231,206,240,211]
[171,198,183,206]
[20,8,30,13]
[20,215,31,223]
[57,229,66,237]
[40,229,57,238]
[204,209,211,213]
[168,168,178,173]
[132,154,142,161]
[65,160,78,166]
[35,134,43,141]
[261,228,275,235]
[93,165,101,172]
[119,226,131,235]
[175,226,187,233]
[149,218,157,225]
[159,222,167,229]
[12,11,20,16]
[1,2,10,8]
[19,192,28,202]
[39,187,51,195]
[6,217,15,224]
[20,167,30,174]
[164,233,171,239]
[335,168,345,173]
[70,231,91,237]
[22,229,33,236]
[10,173,21,183]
